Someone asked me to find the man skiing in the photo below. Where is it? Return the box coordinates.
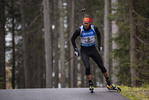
[71,16,115,91]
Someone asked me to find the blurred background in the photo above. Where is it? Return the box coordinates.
[0,0,149,89]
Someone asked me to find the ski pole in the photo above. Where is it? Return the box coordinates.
[64,56,75,63]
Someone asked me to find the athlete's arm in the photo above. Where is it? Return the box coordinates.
[71,28,80,50]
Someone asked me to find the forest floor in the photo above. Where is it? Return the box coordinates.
[119,84,149,100]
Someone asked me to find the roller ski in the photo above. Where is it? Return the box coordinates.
[89,80,94,93]
[106,77,121,91]
[107,84,121,91]
[89,86,94,93]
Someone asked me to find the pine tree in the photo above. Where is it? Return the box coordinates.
[58,0,65,88]
[129,0,137,87]
[103,0,111,85]
[0,0,6,89]
[43,0,53,88]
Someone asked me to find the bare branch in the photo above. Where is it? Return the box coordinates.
[133,10,149,20]
[135,35,149,46]
[28,12,43,29]
[135,35,144,43]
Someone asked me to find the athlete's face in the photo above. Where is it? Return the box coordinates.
[83,22,91,29]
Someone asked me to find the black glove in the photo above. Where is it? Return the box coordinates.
[98,45,103,51]
[74,48,79,57]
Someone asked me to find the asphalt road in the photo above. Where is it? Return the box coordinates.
[0,88,129,100]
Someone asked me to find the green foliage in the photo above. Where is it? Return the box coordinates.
[133,0,149,86]
[110,0,149,86]
[134,0,149,18]
[110,0,131,86]
[91,0,104,47]
[119,85,149,100]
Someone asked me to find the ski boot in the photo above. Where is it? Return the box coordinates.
[106,78,121,91]
[89,81,94,93]
[107,84,121,91]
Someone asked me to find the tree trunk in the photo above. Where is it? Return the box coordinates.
[58,0,65,88]
[103,0,111,85]
[0,0,6,89]
[53,28,59,88]
[68,0,75,88]
[111,0,119,84]
[93,63,96,87]
[53,0,59,88]
[74,60,78,87]
[20,0,28,88]
[81,63,85,87]
[36,24,45,88]
[129,0,137,87]
[11,0,16,89]
[43,0,53,88]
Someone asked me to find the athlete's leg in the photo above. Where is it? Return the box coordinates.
[103,72,111,85]
[90,47,111,85]
[81,48,94,89]
[90,48,107,73]
[86,74,91,81]
[81,49,91,78]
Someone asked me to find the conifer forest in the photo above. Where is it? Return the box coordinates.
[0,0,149,89]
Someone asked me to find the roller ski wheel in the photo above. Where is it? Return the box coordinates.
[107,84,121,92]
[89,86,94,93]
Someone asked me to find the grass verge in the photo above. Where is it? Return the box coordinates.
[118,84,149,100]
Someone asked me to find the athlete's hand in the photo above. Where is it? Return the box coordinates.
[98,45,103,51]
[74,51,79,57]
[74,48,79,57]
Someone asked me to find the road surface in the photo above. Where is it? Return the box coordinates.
[0,88,129,100]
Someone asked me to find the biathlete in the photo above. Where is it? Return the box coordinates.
[71,16,116,92]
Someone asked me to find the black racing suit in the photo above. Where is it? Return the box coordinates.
[71,25,107,75]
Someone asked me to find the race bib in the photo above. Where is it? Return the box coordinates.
[81,36,95,45]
